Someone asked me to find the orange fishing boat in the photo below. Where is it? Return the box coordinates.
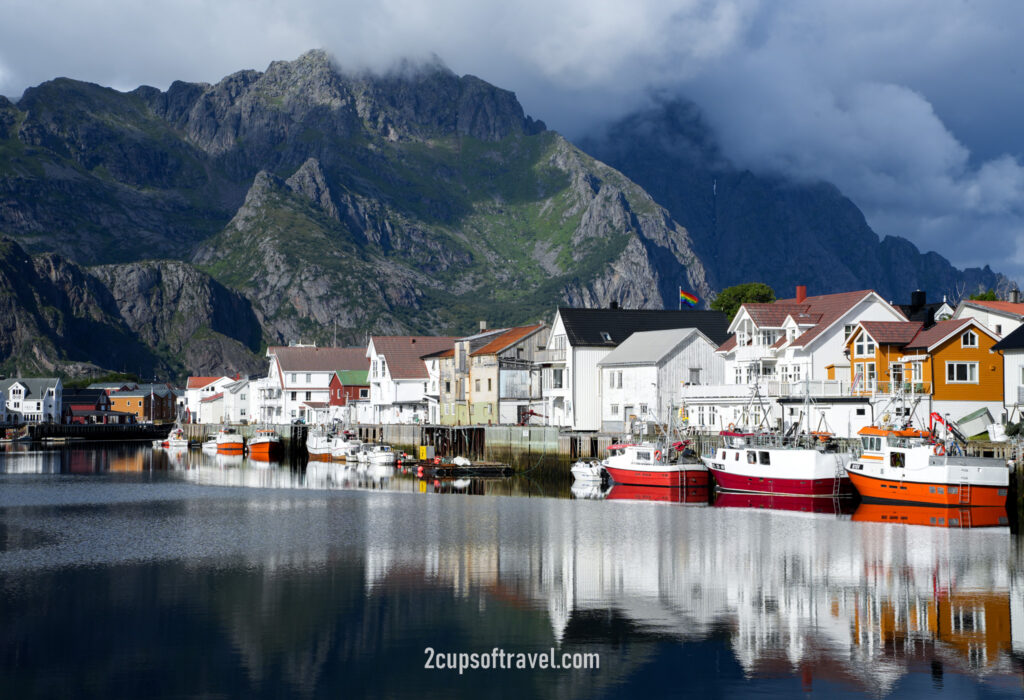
[215,427,245,454]
[845,426,1009,507]
[247,428,281,459]
[852,503,1008,528]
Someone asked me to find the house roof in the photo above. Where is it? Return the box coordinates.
[269,346,369,373]
[335,370,369,386]
[556,308,730,347]
[777,290,887,348]
[62,388,107,403]
[598,328,708,366]
[186,376,226,389]
[471,324,546,356]
[199,392,224,403]
[859,321,924,345]
[742,302,820,328]
[716,335,737,353]
[903,318,974,351]
[0,378,60,398]
[961,300,1024,318]
[369,336,459,379]
[87,382,137,390]
[992,323,1024,352]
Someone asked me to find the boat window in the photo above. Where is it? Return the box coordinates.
[759,451,770,465]
[747,452,756,464]
[889,451,905,468]
[637,451,651,462]
[735,452,740,461]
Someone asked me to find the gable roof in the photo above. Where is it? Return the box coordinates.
[62,388,108,404]
[556,308,730,347]
[858,321,924,346]
[0,378,60,398]
[903,318,975,351]
[992,322,1024,351]
[960,300,1024,318]
[335,370,369,386]
[200,392,224,403]
[88,382,137,391]
[270,346,369,373]
[186,376,226,389]
[369,336,459,379]
[781,291,891,348]
[598,328,709,366]
[471,324,546,356]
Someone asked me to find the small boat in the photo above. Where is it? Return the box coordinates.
[845,425,1009,506]
[602,442,708,488]
[0,428,32,443]
[248,428,281,460]
[330,436,363,461]
[357,443,397,466]
[701,430,854,497]
[165,426,189,449]
[215,427,245,454]
[201,436,218,452]
[570,460,605,482]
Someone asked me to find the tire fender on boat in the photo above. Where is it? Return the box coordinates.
[934,443,946,456]
[727,423,736,431]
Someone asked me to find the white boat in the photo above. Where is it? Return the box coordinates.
[305,429,333,461]
[357,443,397,466]
[701,430,854,497]
[571,482,610,500]
[201,436,218,452]
[165,426,189,449]
[215,427,244,454]
[329,436,363,461]
[570,460,605,482]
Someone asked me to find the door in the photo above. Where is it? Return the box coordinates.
[890,363,903,393]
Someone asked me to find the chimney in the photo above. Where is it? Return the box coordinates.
[910,290,926,309]
[479,320,487,331]
[1011,287,1021,304]
[795,285,807,303]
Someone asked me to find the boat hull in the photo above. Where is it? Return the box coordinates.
[604,465,708,488]
[248,440,281,458]
[852,503,1008,528]
[714,491,853,515]
[847,470,1007,507]
[710,469,851,496]
[607,484,709,504]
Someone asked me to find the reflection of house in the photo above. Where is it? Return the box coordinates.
[540,308,730,431]
[598,328,724,433]
[62,388,136,424]
[367,336,457,424]
[1,378,62,423]
[846,318,1003,432]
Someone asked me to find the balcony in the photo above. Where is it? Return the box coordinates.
[536,347,566,364]
[851,381,933,397]
[681,379,933,402]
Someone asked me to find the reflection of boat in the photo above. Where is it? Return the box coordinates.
[852,503,1009,529]
[714,491,854,515]
[570,460,604,482]
[845,426,1009,506]
[602,443,708,487]
[606,484,710,504]
[570,482,610,500]
[214,452,244,468]
[215,427,245,454]
[702,431,853,496]
[247,428,281,459]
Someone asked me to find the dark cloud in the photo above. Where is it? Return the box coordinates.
[1,0,1021,282]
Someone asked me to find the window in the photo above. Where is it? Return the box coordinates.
[709,406,717,425]
[856,408,866,416]
[911,362,923,382]
[290,392,297,401]
[240,393,246,401]
[616,371,623,388]
[551,369,564,389]
[865,362,876,389]
[640,403,648,416]
[961,330,978,348]
[792,364,802,382]
[611,404,619,415]
[600,332,612,342]
[475,379,481,392]
[240,409,247,417]
[305,373,311,382]
[487,378,492,391]
[996,324,1003,335]
[854,332,875,357]
[359,389,368,399]
[689,368,701,385]
[290,373,296,383]
[380,359,387,376]
[759,451,770,465]
[608,372,614,389]
[735,366,744,384]
[844,324,856,341]
[305,391,311,401]
[946,362,978,383]
[696,406,704,425]
[445,381,451,393]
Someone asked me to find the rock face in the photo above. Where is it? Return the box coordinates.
[578,99,1010,302]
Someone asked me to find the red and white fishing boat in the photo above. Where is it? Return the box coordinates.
[845,425,1009,507]
[215,427,245,454]
[701,430,854,496]
[247,428,281,460]
[602,442,709,488]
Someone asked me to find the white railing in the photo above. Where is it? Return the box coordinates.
[680,379,936,402]
[536,347,566,363]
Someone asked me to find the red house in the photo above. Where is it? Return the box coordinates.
[329,370,370,407]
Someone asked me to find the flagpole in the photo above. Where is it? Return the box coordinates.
[678,286,681,311]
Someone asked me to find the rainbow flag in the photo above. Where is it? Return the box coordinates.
[679,289,699,307]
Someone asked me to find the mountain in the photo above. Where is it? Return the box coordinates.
[577,99,1010,303]
[0,51,711,378]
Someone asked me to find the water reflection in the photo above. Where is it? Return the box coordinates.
[0,445,1022,698]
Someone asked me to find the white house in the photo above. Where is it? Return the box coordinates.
[597,328,725,433]
[1,378,62,423]
[680,287,908,435]
[993,325,1024,424]
[367,336,458,424]
[256,345,369,424]
[184,376,235,422]
[954,295,1024,338]
[537,307,731,432]
[198,391,225,424]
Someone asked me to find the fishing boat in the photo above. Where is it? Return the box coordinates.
[215,427,245,454]
[247,428,281,460]
[701,430,854,496]
[305,429,333,461]
[356,443,397,466]
[1,427,32,443]
[329,435,363,461]
[602,441,709,488]
[844,425,1009,506]
[156,425,189,449]
[201,435,218,452]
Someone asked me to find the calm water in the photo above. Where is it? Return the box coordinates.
[1,443,1023,699]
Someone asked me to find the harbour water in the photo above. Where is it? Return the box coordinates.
[1,443,1023,698]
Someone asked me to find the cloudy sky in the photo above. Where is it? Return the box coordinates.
[2,0,1023,284]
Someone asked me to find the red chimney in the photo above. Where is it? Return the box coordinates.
[795,285,807,303]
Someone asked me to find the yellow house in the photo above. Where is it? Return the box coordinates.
[846,318,1003,431]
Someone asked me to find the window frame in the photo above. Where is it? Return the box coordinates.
[961,330,978,348]
[946,361,978,384]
